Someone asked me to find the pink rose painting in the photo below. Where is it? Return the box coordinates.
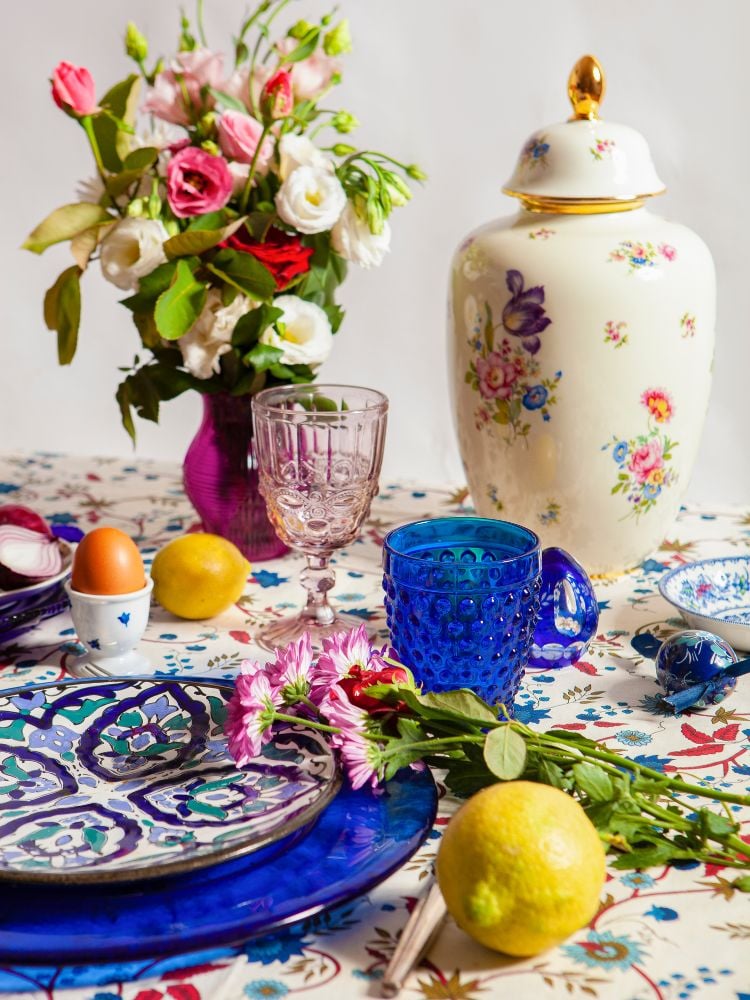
[628,439,664,484]
[475,353,519,400]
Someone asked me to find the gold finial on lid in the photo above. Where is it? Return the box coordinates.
[567,55,606,121]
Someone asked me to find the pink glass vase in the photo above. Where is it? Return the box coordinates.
[183,394,288,562]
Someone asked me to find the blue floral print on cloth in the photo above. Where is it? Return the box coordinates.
[0,452,746,999]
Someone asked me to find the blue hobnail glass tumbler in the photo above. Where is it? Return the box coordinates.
[382,517,542,710]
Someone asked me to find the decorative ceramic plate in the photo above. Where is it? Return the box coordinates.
[0,678,339,883]
[659,556,750,651]
[0,765,437,971]
[0,541,72,642]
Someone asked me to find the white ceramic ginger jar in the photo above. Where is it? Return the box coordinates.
[448,56,715,575]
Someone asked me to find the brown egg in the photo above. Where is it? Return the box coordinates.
[71,527,146,595]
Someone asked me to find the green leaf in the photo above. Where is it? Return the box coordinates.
[280,28,320,63]
[164,218,245,259]
[536,757,569,790]
[23,203,112,254]
[443,756,497,798]
[418,688,497,725]
[92,74,141,170]
[154,259,208,340]
[243,342,284,372]
[245,211,276,241]
[484,301,494,351]
[324,303,345,333]
[120,260,179,312]
[44,266,81,365]
[572,761,614,803]
[483,724,527,780]
[105,147,158,198]
[698,809,739,839]
[610,842,678,869]
[116,381,136,440]
[207,87,248,112]
[232,303,283,350]
[207,248,276,300]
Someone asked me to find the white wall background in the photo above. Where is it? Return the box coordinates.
[2,0,747,499]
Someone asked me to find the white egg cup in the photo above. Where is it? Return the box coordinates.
[65,578,153,677]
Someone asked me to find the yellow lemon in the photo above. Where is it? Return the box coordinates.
[150,533,250,620]
[436,780,606,956]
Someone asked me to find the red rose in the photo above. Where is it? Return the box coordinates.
[221,226,314,290]
[338,664,410,713]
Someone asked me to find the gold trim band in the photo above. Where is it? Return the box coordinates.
[501,188,666,216]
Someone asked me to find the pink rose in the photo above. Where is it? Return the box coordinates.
[476,352,519,400]
[260,69,293,119]
[166,147,233,218]
[628,439,663,484]
[144,48,224,126]
[276,38,341,101]
[217,110,273,168]
[51,61,98,116]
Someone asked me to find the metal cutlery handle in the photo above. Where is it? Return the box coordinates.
[381,879,447,998]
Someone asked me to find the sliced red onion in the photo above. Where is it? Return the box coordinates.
[0,504,52,538]
[0,524,63,590]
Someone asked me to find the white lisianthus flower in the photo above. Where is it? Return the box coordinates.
[76,175,105,205]
[275,165,346,235]
[99,218,168,291]
[259,295,333,367]
[331,202,391,269]
[179,291,253,380]
[278,134,332,181]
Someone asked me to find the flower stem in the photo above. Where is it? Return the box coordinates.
[239,123,271,213]
[273,711,340,735]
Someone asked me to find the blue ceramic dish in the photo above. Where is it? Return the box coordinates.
[0,766,437,966]
[659,556,750,651]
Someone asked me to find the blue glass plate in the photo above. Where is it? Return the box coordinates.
[0,765,437,969]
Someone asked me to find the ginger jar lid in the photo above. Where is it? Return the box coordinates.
[503,56,665,213]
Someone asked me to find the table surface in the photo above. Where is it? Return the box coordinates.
[0,453,747,1000]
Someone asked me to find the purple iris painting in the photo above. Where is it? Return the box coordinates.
[502,269,551,354]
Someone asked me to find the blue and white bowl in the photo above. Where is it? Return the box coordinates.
[659,556,750,651]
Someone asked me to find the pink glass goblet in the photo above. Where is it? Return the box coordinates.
[252,384,388,649]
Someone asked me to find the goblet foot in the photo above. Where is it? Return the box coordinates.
[256,610,368,652]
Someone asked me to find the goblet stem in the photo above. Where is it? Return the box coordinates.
[299,554,336,627]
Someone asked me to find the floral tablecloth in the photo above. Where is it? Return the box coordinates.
[0,453,747,1000]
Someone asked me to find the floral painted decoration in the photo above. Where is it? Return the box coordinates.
[520,134,550,169]
[590,137,616,161]
[603,388,679,519]
[464,285,561,444]
[603,320,628,348]
[680,312,697,338]
[539,500,561,525]
[609,241,677,273]
[23,5,425,438]
[528,227,556,241]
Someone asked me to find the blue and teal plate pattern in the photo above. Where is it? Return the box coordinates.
[0,678,339,883]
[659,555,750,650]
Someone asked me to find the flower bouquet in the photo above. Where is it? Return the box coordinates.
[23,2,423,438]
[227,626,750,880]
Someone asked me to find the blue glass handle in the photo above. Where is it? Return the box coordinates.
[528,547,599,668]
